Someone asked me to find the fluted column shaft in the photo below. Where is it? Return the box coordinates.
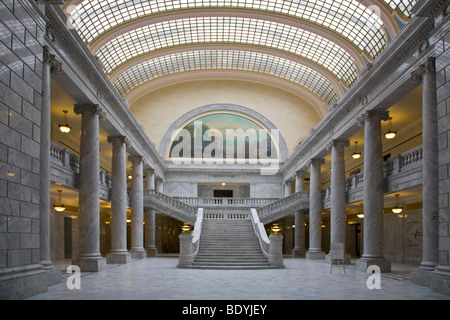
[356,110,390,272]
[129,155,147,259]
[106,136,131,264]
[293,170,306,257]
[40,47,56,267]
[329,139,349,248]
[144,169,158,256]
[73,104,106,271]
[421,58,439,270]
[306,158,325,259]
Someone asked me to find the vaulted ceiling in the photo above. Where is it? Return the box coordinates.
[62,0,416,116]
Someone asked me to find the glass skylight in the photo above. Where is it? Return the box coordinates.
[98,17,358,87]
[70,0,387,59]
[383,0,418,18]
[113,50,338,105]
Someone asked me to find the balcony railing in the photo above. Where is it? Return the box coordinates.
[175,197,278,207]
[50,142,424,223]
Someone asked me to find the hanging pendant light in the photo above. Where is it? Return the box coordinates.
[352,141,362,159]
[384,117,396,140]
[53,190,66,212]
[392,194,403,214]
[59,110,72,133]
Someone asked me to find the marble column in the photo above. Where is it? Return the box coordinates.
[306,158,325,259]
[356,110,391,272]
[106,136,131,264]
[40,47,62,284]
[155,178,164,193]
[129,155,147,259]
[144,169,158,256]
[284,180,292,197]
[327,139,351,264]
[293,170,306,257]
[411,57,439,285]
[72,104,106,272]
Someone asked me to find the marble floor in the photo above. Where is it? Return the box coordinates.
[27,257,449,300]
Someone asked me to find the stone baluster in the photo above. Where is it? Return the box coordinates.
[306,158,325,259]
[72,104,106,272]
[356,110,391,272]
[106,136,131,264]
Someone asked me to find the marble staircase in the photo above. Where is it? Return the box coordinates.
[192,219,275,269]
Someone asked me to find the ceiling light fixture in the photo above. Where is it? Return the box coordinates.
[53,190,66,212]
[392,194,403,214]
[59,110,72,133]
[352,141,362,159]
[384,117,396,140]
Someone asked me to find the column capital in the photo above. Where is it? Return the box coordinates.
[411,56,436,81]
[308,157,325,167]
[43,46,62,74]
[295,169,307,178]
[326,138,350,151]
[128,154,143,164]
[107,135,129,147]
[74,104,106,119]
[357,110,389,126]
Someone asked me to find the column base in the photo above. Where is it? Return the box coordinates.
[431,265,450,296]
[305,250,325,260]
[292,248,306,258]
[106,251,131,264]
[145,246,158,257]
[130,248,147,259]
[45,265,62,286]
[325,253,352,264]
[356,257,391,273]
[0,264,48,299]
[72,256,107,272]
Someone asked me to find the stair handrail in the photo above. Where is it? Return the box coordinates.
[192,208,204,257]
[250,208,270,258]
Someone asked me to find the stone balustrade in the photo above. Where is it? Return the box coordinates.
[50,142,424,224]
[144,189,197,224]
[175,197,277,207]
[258,191,310,224]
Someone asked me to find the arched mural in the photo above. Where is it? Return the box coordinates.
[169,113,280,164]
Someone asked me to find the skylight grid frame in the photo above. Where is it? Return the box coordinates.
[113,50,338,104]
[97,17,358,86]
[383,0,418,18]
[71,0,388,58]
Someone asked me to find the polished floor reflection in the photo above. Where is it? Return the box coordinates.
[28,257,449,300]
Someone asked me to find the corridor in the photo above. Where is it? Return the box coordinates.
[28,257,449,300]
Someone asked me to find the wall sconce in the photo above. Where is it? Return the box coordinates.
[384,117,396,140]
[53,190,66,212]
[58,110,72,133]
[392,194,404,214]
[351,141,362,159]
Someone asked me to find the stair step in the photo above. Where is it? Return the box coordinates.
[190,218,281,270]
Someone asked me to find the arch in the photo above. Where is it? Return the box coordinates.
[159,104,290,162]
[108,43,348,95]
[124,70,329,118]
[114,49,340,106]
